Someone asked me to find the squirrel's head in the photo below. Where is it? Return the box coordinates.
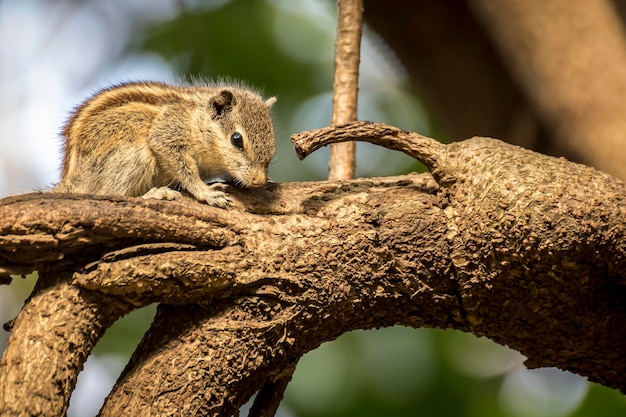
[203,87,276,187]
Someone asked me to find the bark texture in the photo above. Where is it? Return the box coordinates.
[1,122,626,415]
[0,272,130,417]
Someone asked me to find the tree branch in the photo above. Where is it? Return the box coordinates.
[2,123,626,415]
[0,271,132,416]
[328,0,363,180]
[292,121,442,168]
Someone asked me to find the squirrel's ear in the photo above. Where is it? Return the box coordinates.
[265,97,277,108]
[210,90,236,119]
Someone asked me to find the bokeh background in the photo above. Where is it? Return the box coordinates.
[1,1,625,416]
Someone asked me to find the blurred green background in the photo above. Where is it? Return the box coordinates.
[0,1,625,416]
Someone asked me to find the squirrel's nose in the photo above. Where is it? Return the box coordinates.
[248,169,268,187]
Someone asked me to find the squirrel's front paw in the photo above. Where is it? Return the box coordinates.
[193,184,230,208]
[142,186,182,201]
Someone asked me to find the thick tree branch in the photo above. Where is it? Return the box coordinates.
[1,123,626,415]
[0,271,132,416]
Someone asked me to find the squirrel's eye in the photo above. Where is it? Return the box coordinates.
[230,132,244,150]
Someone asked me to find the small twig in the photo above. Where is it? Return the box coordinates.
[328,0,364,181]
[291,121,444,169]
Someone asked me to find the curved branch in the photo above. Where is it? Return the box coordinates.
[2,123,626,415]
[98,181,456,416]
[0,272,132,416]
[291,121,443,168]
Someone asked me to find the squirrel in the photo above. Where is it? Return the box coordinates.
[56,81,276,207]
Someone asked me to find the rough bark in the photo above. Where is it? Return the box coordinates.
[1,122,625,415]
[0,272,130,417]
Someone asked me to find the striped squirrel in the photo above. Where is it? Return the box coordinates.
[57,81,276,207]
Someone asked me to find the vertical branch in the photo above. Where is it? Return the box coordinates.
[328,0,364,181]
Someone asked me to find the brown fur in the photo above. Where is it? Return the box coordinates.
[57,81,276,206]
